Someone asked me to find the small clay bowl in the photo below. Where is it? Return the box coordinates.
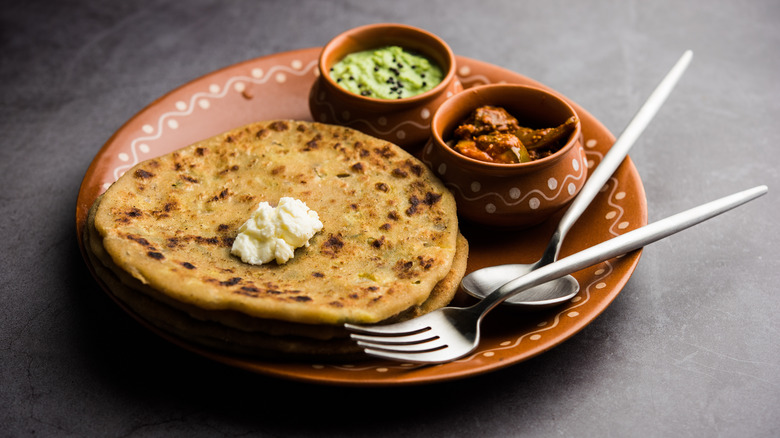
[309,23,462,151]
[420,84,587,228]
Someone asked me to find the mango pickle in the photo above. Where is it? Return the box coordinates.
[449,105,577,164]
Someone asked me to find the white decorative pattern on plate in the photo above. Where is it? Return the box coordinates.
[104,60,627,372]
[311,140,631,373]
[106,59,319,189]
[78,48,645,384]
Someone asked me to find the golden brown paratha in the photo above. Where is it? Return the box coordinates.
[87,120,466,357]
[84,199,467,359]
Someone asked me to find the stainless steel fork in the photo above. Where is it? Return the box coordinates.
[344,185,767,364]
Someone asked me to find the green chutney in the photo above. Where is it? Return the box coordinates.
[329,46,443,99]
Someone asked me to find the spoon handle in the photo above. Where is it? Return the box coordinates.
[477,185,768,313]
[537,50,694,267]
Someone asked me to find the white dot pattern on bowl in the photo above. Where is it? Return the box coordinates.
[423,145,587,216]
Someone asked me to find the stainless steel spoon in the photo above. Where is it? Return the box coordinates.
[461,50,693,307]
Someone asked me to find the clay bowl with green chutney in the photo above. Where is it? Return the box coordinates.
[308,23,462,151]
[420,84,586,228]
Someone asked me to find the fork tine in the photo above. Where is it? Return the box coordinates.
[343,318,432,336]
[349,330,438,345]
[356,338,448,353]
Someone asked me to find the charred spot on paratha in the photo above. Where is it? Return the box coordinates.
[134,169,155,179]
[270,121,289,131]
[321,233,345,257]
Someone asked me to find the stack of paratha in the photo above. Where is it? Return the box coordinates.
[83,120,467,360]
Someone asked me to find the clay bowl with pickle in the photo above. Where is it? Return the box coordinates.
[308,23,462,151]
[420,84,586,228]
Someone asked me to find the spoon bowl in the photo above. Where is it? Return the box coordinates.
[461,264,579,308]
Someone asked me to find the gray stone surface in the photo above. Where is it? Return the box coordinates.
[2,0,778,436]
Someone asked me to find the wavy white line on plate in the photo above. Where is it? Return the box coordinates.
[327,150,632,371]
[324,174,629,372]
[109,60,319,184]
[314,362,426,372]
[604,177,629,237]
[308,140,624,372]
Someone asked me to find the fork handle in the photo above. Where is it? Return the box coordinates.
[475,185,768,314]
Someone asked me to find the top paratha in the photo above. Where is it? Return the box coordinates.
[92,120,461,325]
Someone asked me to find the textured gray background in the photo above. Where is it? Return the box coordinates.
[2,0,778,436]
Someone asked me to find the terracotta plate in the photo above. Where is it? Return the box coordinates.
[76,47,647,386]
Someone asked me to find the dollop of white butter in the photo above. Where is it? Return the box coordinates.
[231,197,323,265]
